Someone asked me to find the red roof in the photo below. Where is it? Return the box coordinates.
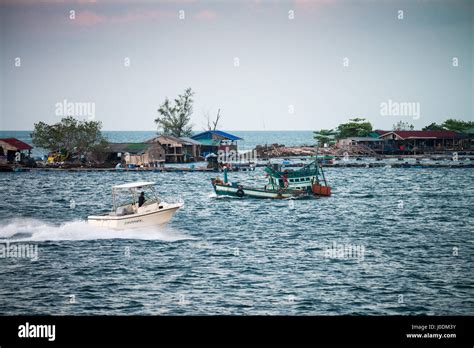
[0,138,33,150]
[380,130,461,139]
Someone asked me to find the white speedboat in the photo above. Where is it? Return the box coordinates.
[88,181,183,229]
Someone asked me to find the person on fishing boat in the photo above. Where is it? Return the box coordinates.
[282,174,289,189]
[138,192,146,207]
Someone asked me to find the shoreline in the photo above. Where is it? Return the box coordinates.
[3,161,473,172]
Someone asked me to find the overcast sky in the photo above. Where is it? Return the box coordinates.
[0,0,472,131]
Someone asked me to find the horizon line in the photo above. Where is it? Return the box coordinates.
[0,129,320,132]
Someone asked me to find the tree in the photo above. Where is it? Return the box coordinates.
[155,88,194,137]
[393,121,414,131]
[206,108,222,131]
[422,122,444,131]
[336,118,373,139]
[31,116,108,162]
[88,138,110,163]
[441,119,474,133]
[313,129,337,146]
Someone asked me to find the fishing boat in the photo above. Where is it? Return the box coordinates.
[211,158,331,199]
[87,181,183,229]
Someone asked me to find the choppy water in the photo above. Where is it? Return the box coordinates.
[0,167,473,315]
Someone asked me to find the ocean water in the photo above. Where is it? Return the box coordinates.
[0,166,473,315]
[0,130,316,157]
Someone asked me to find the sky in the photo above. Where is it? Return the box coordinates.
[0,0,472,131]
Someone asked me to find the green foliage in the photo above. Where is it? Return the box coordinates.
[336,118,373,139]
[155,88,194,137]
[31,116,108,161]
[393,121,414,131]
[313,129,337,146]
[421,119,474,132]
[422,122,444,131]
[441,119,474,133]
[89,138,110,162]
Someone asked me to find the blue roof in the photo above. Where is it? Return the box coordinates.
[191,130,243,141]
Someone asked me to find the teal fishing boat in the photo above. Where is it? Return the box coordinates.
[211,158,331,199]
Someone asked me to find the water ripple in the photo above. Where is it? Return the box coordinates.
[0,168,473,315]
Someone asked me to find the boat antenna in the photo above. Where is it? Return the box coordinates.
[314,139,319,166]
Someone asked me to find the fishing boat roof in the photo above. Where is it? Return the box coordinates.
[265,159,321,179]
[113,181,156,189]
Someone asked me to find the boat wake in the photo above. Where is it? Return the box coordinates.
[208,191,218,198]
[0,218,194,242]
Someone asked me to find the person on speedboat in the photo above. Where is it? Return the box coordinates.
[138,192,146,207]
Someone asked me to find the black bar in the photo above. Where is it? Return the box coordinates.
[0,316,472,346]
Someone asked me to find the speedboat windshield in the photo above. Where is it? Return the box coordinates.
[111,182,160,211]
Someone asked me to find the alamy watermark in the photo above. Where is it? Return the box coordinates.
[0,242,38,260]
[324,241,365,262]
[217,149,257,163]
[18,322,55,341]
[380,99,420,120]
[55,99,95,120]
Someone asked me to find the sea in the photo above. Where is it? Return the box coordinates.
[0,131,473,315]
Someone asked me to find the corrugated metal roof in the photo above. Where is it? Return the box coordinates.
[0,138,33,150]
[380,130,462,139]
[179,137,202,145]
[108,143,151,153]
[462,127,474,134]
[148,135,190,145]
[343,137,384,141]
[191,130,243,141]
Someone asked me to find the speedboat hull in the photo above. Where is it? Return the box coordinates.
[88,203,182,229]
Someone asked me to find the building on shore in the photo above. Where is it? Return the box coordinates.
[0,138,33,164]
[146,135,202,163]
[179,137,203,161]
[459,128,474,150]
[337,137,385,148]
[106,142,165,167]
[337,130,471,155]
[368,130,388,138]
[378,130,465,154]
[191,130,243,157]
[335,137,386,157]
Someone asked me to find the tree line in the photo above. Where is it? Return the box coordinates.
[31,89,473,159]
[31,116,108,163]
[313,118,474,146]
[31,88,219,162]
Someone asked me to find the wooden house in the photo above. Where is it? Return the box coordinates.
[0,138,33,163]
[106,142,165,167]
[146,135,202,163]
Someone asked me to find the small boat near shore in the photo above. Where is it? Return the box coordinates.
[87,181,182,229]
[211,159,331,199]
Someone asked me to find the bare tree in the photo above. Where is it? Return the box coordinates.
[392,120,414,131]
[205,108,222,131]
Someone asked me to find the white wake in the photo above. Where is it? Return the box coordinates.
[0,218,194,242]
